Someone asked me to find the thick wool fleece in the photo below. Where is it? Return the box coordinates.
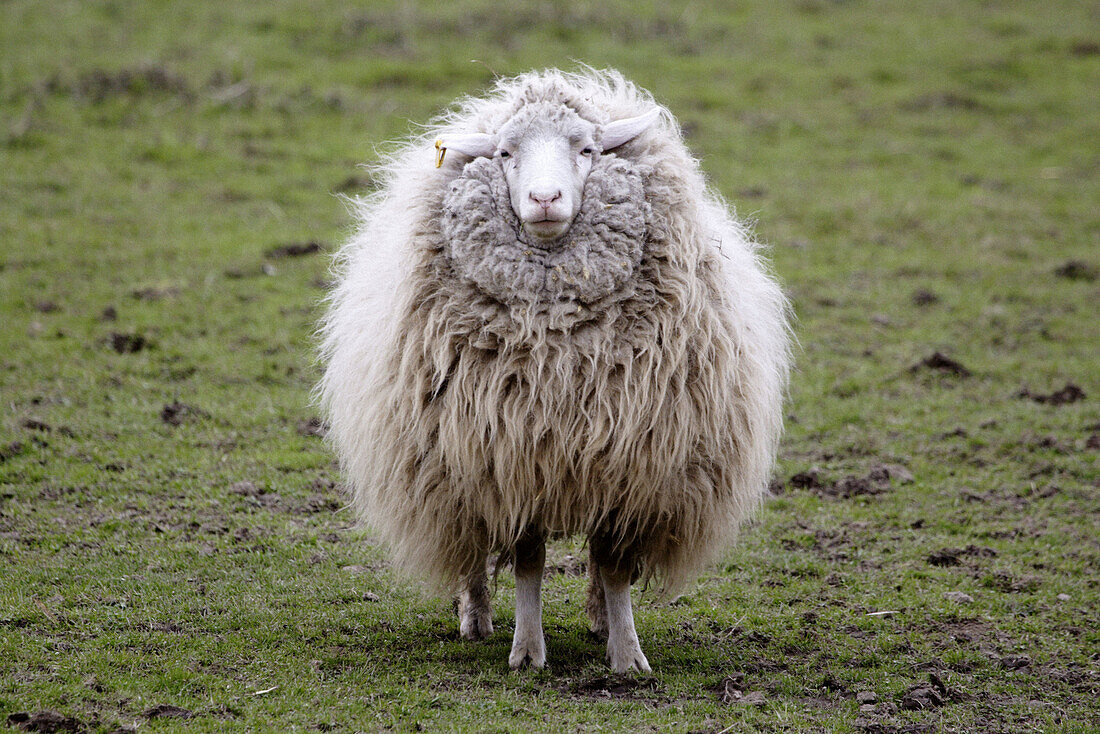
[319,69,791,595]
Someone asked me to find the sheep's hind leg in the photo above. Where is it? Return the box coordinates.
[584,552,608,638]
[458,563,493,641]
[508,529,546,669]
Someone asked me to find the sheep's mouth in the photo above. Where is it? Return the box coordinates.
[523,218,571,240]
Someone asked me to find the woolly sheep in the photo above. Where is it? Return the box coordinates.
[319,68,791,673]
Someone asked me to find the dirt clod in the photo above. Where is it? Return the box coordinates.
[1016,383,1086,406]
[716,673,746,703]
[788,469,824,490]
[1000,654,1031,670]
[161,402,206,426]
[7,711,86,733]
[109,332,148,354]
[1053,259,1097,280]
[928,548,961,566]
[912,289,939,306]
[900,685,943,710]
[911,351,970,376]
[230,480,262,496]
[928,544,996,567]
[942,591,974,603]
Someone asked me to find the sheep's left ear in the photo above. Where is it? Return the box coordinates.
[435,133,495,167]
[601,108,661,150]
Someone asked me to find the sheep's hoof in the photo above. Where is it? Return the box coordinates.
[459,610,494,641]
[508,634,546,669]
[457,588,493,641]
[584,593,608,639]
[607,638,651,674]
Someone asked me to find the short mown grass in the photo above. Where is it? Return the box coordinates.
[2,1,1097,732]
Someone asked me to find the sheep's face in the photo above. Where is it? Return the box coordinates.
[439,103,661,243]
[496,104,596,242]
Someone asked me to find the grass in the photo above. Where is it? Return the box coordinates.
[1,0,1097,731]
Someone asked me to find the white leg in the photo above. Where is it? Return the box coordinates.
[601,567,650,673]
[509,533,546,669]
[458,565,493,641]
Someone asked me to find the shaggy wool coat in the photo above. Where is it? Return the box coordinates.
[319,69,790,594]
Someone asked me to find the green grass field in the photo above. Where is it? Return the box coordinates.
[2,1,1097,731]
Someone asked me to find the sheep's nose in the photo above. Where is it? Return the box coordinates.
[529,189,562,208]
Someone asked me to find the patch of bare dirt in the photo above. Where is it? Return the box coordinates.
[141,704,192,720]
[927,544,997,567]
[1054,259,1097,280]
[978,571,1040,594]
[911,289,939,306]
[160,402,207,426]
[782,463,913,499]
[563,674,662,701]
[130,286,180,301]
[910,351,970,377]
[1016,383,1086,405]
[900,672,956,710]
[6,711,86,733]
[108,332,148,354]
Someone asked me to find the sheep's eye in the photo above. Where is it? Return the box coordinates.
[499,150,511,159]
[581,147,593,156]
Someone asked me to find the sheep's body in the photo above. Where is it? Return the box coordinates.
[319,69,790,671]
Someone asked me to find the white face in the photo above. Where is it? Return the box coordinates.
[496,117,598,242]
[438,104,660,242]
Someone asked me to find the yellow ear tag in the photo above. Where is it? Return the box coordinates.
[434,140,446,168]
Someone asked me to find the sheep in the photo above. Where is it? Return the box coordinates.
[318,68,791,673]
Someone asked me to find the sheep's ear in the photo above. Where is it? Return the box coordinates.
[601,108,661,150]
[435,133,495,167]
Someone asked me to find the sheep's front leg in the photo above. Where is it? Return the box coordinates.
[599,563,650,673]
[508,530,546,669]
[591,533,649,673]
[458,563,493,641]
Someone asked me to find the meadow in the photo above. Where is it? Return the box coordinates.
[1,1,1097,731]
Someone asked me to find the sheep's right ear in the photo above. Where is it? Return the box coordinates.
[435,133,495,167]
